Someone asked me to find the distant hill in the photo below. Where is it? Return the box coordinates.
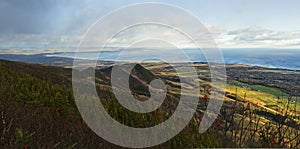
[0,54,75,66]
[99,63,157,96]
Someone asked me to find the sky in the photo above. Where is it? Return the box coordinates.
[1,0,300,52]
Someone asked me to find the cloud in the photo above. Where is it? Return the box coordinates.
[106,24,196,48]
[217,27,300,48]
[0,34,82,51]
[204,23,226,36]
[0,0,58,33]
[1,0,300,50]
[2,25,300,50]
[228,27,299,41]
[0,0,98,34]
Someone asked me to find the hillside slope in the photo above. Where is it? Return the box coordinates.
[2,60,298,148]
[0,60,115,148]
[0,60,221,148]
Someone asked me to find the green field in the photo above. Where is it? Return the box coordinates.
[228,81,300,111]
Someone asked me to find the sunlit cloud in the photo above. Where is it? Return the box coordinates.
[2,25,300,51]
[224,27,300,48]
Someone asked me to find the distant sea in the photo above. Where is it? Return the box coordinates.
[45,48,300,70]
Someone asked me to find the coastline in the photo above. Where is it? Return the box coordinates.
[1,52,300,71]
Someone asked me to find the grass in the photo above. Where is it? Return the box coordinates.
[230,80,286,97]
[0,60,223,148]
[156,68,300,111]
[227,81,300,111]
[1,60,299,148]
[248,69,300,75]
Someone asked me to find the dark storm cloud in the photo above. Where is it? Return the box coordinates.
[0,0,55,33]
[0,0,87,34]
